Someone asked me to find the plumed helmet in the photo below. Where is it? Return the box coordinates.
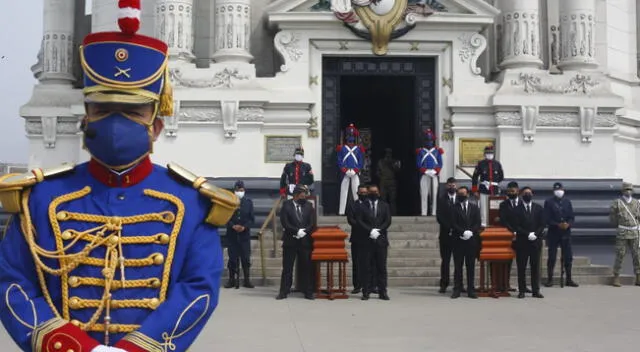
[345,124,359,137]
[424,129,436,141]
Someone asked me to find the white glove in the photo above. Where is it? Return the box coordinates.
[528,232,537,241]
[461,230,473,240]
[91,346,127,352]
[296,229,306,239]
[288,184,295,193]
[426,169,437,177]
[346,169,356,177]
[369,229,380,239]
[481,180,490,188]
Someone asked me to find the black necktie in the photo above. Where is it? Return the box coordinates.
[511,200,515,208]
[449,197,454,205]
[526,204,530,214]
[296,204,302,220]
[463,203,467,214]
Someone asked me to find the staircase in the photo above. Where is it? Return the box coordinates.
[223,215,635,287]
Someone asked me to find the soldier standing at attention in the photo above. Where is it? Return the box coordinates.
[279,147,314,199]
[544,182,579,287]
[224,181,255,289]
[0,2,239,351]
[609,182,640,287]
[376,148,401,215]
[471,145,504,227]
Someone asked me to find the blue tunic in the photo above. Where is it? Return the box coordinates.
[0,161,223,351]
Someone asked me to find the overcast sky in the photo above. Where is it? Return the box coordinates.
[0,1,44,164]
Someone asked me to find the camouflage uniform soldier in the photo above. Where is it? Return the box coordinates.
[376,148,400,215]
[609,182,640,287]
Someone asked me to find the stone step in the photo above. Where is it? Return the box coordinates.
[222,264,612,278]
[221,275,636,287]
[225,254,592,267]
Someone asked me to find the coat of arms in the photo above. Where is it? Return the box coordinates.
[330,0,446,55]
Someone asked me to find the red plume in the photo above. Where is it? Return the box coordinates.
[118,0,141,35]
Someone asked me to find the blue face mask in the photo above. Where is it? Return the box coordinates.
[346,136,355,143]
[84,113,152,169]
[425,141,434,148]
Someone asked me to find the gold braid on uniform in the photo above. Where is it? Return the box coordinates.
[19,186,185,341]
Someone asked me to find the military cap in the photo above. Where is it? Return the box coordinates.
[293,184,309,195]
[234,180,245,190]
[622,182,633,191]
[294,147,305,156]
[484,145,495,153]
[80,0,173,116]
[553,182,563,190]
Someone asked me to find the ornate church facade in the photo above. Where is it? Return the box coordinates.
[20,0,640,202]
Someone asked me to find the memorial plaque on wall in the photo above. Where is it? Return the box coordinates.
[459,138,496,167]
[265,136,302,163]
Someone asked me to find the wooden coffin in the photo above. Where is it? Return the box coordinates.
[479,227,515,261]
[311,226,349,261]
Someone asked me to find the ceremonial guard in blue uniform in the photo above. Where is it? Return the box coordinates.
[0,2,239,351]
[471,145,504,227]
[416,129,443,216]
[544,182,579,288]
[224,181,255,289]
[279,147,314,199]
[337,124,365,215]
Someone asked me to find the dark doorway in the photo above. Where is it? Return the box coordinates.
[320,57,436,216]
[340,75,417,216]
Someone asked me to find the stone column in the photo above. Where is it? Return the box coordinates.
[211,0,253,63]
[558,0,597,70]
[155,0,195,60]
[41,0,76,84]
[193,0,215,68]
[498,0,542,69]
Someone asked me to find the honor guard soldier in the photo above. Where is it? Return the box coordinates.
[471,145,504,227]
[0,2,240,351]
[544,182,579,287]
[337,124,365,215]
[416,129,443,216]
[224,181,255,289]
[279,147,314,199]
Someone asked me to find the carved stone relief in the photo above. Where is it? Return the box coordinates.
[274,31,303,73]
[164,101,181,137]
[176,104,264,138]
[457,33,487,75]
[495,111,616,130]
[170,67,249,88]
[156,0,195,59]
[499,10,541,67]
[212,0,253,63]
[511,73,600,94]
[520,105,538,142]
[25,116,81,148]
[221,101,239,138]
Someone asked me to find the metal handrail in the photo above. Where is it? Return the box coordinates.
[456,164,473,179]
[257,197,282,283]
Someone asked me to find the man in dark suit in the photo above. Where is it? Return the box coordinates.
[513,187,545,298]
[356,184,392,300]
[347,184,369,294]
[276,184,317,300]
[498,181,528,293]
[224,180,256,289]
[436,177,458,293]
[450,186,482,299]
[544,182,579,287]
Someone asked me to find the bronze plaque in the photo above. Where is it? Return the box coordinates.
[459,138,495,167]
[265,136,302,163]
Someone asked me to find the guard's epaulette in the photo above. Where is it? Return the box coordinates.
[167,162,240,227]
[0,163,75,213]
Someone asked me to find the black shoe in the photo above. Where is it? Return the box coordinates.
[361,294,370,301]
[525,287,532,293]
[517,292,525,299]
[532,292,544,298]
[304,293,315,300]
[351,288,362,294]
[438,287,446,294]
[379,292,390,300]
[243,280,255,289]
[451,291,460,299]
[223,278,235,289]
[566,280,579,287]
[467,292,478,299]
[544,280,554,288]
[508,287,517,292]
[275,293,287,300]
[371,288,379,294]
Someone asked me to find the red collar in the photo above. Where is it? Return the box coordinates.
[88,157,153,188]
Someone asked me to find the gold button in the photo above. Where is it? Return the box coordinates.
[162,213,175,222]
[69,297,80,309]
[150,278,161,288]
[152,253,165,265]
[149,298,160,308]
[157,234,170,244]
[61,230,73,240]
[102,268,113,279]
[56,211,68,221]
[70,319,80,327]
[68,276,79,287]
[53,341,62,349]
[109,236,119,245]
[67,349,74,352]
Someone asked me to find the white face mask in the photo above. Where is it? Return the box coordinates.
[485,154,494,160]
[234,191,245,199]
[554,190,564,198]
[294,154,303,162]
